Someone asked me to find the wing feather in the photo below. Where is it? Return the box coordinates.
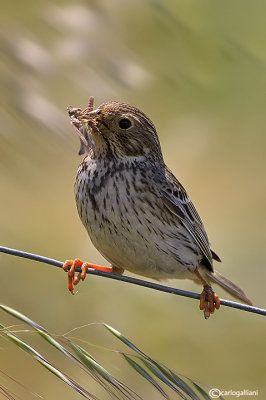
[159,166,217,270]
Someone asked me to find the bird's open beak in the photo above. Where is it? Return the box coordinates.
[68,99,102,155]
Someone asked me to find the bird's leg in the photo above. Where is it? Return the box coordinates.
[62,259,114,295]
[194,268,221,319]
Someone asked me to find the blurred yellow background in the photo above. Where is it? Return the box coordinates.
[1,0,266,399]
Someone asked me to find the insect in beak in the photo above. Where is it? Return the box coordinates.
[67,97,103,155]
[79,114,102,136]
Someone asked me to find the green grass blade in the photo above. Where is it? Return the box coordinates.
[70,342,139,400]
[123,354,169,399]
[140,358,187,399]
[0,305,48,333]
[105,324,200,399]
[104,324,148,359]
[151,363,200,400]
[71,342,115,380]
[0,304,86,367]
[192,383,211,400]
[0,323,96,399]
[0,308,139,399]
[0,308,217,400]
[0,305,70,355]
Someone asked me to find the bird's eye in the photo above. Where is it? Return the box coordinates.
[119,118,132,129]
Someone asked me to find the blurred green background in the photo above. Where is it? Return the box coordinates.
[1,0,266,398]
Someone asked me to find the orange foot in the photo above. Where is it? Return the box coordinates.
[194,268,221,319]
[62,259,113,295]
[199,284,221,319]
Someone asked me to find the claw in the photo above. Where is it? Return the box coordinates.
[200,284,220,319]
[194,268,220,319]
[62,259,113,294]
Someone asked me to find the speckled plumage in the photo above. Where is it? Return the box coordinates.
[68,99,251,311]
[75,156,204,280]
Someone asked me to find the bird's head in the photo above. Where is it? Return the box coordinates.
[68,97,163,162]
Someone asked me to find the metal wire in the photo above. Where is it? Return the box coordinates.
[0,246,265,316]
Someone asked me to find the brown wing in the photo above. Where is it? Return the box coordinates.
[158,166,220,271]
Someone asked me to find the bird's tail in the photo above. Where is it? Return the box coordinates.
[206,270,253,305]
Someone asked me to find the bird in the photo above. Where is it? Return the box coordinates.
[63,97,252,318]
